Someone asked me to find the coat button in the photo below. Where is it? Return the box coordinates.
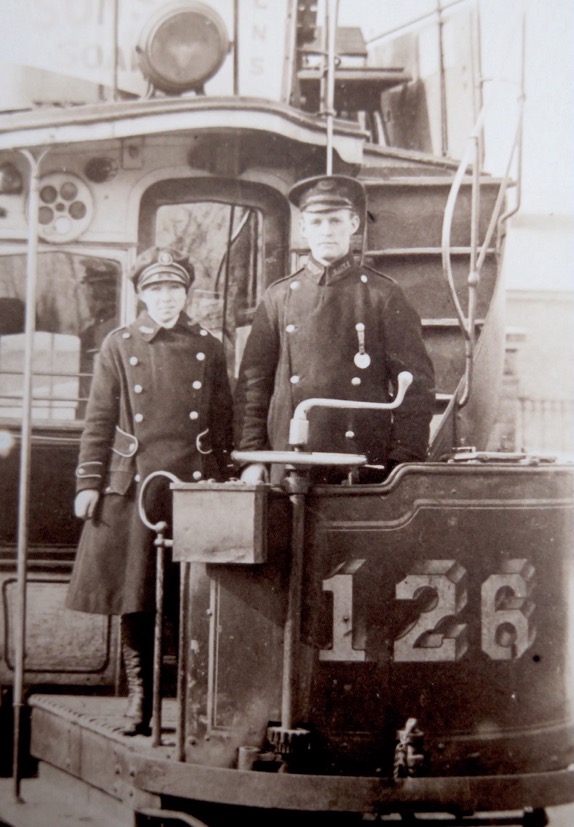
[200,328,208,336]
[286,324,296,333]
[360,274,368,283]
[189,411,199,420]
[345,430,355,439]
[192,380,202,390]
[129,356,138,366]
[196,352,205,361]
[290,375,300,384]
[290,280,300,290]
[122,332,131,339]
[355,322,365,332]
[134,413,144,422]
[134,474,141,482]
[77,468,85,475]
[193,471,202,480]
[351,377,361,386]
[134,384,143,394]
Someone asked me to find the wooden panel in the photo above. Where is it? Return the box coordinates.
[1,576,116,680]
[367,253,497,321]
[421,326,466,394]
[365,181,501,249]
[300,466,574,775]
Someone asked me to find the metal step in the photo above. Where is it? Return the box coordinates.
[367,253,497,322]
[364,178,501,249]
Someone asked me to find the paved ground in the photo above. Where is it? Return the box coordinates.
[546,803,574,826]
[1,778,573,827]
[0,777,113,827]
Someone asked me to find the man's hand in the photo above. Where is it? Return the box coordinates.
[74,489,100,520]
[239,463,269,484]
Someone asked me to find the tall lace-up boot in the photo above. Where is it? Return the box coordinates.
[120,612,154,736]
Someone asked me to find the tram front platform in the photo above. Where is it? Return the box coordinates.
[1,694,573,827]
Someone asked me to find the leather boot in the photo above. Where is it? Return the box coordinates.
[120,612,154,736]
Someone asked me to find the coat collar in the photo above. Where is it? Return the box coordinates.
[130,310,200,342]
[303,252,356,285]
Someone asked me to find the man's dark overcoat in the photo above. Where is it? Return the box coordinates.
[234,253,435,481]
[66,309,233,615]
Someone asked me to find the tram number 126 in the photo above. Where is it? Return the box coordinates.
[319,558,536,664]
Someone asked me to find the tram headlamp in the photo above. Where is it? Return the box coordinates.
[136,2,230,95]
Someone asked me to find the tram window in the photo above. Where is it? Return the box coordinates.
[0,253,121,421]
[155,202,263,378]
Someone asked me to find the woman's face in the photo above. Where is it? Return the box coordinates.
[138,281,187,326]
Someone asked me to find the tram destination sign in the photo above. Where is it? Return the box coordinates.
[0,0,287,101]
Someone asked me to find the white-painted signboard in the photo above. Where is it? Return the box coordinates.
[0,0,288,99]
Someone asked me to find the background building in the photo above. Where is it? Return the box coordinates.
[340,0,573,456]
[0,0,572,455]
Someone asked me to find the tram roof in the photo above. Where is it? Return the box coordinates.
[0,96,367,164]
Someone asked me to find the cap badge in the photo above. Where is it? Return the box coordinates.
[317,179,334,191]
[158,251,173,266]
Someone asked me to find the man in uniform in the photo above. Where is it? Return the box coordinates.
[67,247,233,735]
[234,175,435,483]
[79,258,119,353]
[78,258,120,416]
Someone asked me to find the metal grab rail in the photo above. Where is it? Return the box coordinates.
[288,370,414,448]
[137,470,180,748]
[441,18,525,408]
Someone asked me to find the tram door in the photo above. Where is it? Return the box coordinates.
[137,180,290,693]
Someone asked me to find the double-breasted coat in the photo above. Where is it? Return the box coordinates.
[234,253,436,482]
[66,309,233,615]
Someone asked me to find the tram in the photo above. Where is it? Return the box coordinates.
[0,1,572,825]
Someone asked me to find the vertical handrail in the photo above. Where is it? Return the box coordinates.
[12,147,49,800]
[436,0,449,157]
[441,15,525,409]
[137,471,179,748]
[281,477,307,730]
[233,0,239,96]
[176,561,190,762]
[497,15,526,231]
[151,537,166,747]
[324,0,339,174]
[111,0,119,101]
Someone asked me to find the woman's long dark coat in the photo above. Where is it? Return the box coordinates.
[66,310,233,615]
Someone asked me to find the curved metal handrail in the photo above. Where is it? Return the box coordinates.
[441,19,525,409]
[137,469,181,531]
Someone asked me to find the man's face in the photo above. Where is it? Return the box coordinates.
[300,208,360,263]
[138,281,187,326]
